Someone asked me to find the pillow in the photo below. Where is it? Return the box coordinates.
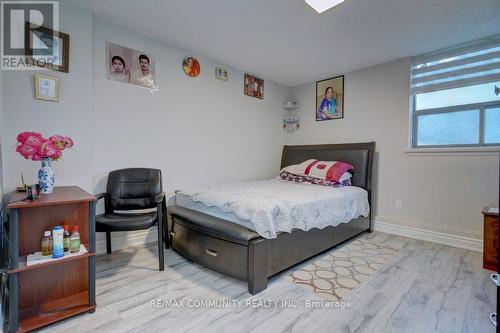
[281,159,317,175]
[338,171,353,182]
[281,159,354,182]
[279,170,352,187]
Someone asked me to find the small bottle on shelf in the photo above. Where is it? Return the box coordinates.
[41,231,52,256]
[70,226,81,253]
[63,224,71,252]
[52,226,65,259]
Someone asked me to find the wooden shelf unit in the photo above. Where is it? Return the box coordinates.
[8,250,95,274]
[6,186,96,333]
[19,292,95,333]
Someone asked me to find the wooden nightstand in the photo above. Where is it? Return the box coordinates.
[483,207,499,271]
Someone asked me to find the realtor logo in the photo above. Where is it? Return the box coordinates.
[1,1,59,70]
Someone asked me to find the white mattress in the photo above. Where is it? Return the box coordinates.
[174,179,370,239]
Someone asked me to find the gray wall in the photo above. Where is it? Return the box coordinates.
[0,1,498,250]
[289,58,499,240]
[91,19,288,194]
[90,19,288,251]
[1,2,94,192]
[1,2,289,195]
[0,1,289,252]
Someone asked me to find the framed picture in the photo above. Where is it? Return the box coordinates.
[25,22,70,73]
[34,74,59,102]
[215,66,228,81]
[183,57,201,77]
[316,75,344,121]
[244,74,264,99]
[106,42,156,88]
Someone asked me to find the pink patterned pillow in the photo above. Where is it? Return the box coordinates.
[281,159,354,182]
[280,171,351,187]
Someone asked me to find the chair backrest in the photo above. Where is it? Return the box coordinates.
[106,168,162,211]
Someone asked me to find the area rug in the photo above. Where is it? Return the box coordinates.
[285,238,399,301]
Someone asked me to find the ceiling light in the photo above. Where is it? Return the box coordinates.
[305,0,344,13]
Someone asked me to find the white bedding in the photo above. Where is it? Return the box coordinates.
[175,193,256,230]
[175,179,370,239]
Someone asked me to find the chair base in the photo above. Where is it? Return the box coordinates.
[99,227,164,271]
[106,232,112,254]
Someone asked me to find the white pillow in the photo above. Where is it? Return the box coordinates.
[281,159,316,175]
[339,172,352,182]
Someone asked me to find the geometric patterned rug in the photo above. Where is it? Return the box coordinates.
[285,238,399,301]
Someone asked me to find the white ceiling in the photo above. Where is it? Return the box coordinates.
[71,0,500,86]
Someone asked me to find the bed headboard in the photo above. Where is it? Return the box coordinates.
[280,142,375,192]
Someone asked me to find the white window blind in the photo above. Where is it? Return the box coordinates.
[411,35,500,95]
[410,35,500,148]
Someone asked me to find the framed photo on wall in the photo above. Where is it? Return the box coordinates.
[183,57,201,77]
[34,74,59,102]
[215,66,228,81]
[244,73,264,99]
[25,22,70,73]
[106,42,156,88]
[316,75,344,121]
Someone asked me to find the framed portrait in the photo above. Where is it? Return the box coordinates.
[34,74,59,102]
[106,42,156,88]
[244,74,264,99]
[25,23,70,73]
[183,57,201,77]
[215,66,228,81]
[316,75,344,121]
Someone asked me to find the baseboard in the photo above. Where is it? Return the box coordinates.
[95,227,157,254]
[373,220,483,253]
[94,220,483,254]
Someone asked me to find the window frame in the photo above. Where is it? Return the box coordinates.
[411,96,500,148]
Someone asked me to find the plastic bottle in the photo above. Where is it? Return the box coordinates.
[41,231,52,256]
[70,226,81,253]
[52,226,64,259]
[63,224,71,252]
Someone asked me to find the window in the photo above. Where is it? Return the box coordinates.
[410,35,500,148]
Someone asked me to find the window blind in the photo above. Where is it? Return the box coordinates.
[411,35,500,94]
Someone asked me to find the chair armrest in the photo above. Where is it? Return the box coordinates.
[155,192,166,204]
[96,192,113,214]
[95,192,107,201]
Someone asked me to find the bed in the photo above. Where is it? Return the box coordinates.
[167,142,375,294]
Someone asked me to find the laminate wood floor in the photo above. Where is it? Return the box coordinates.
[41,232,496,333]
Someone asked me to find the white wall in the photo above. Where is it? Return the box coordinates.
[91,19,288,251]
[0,2,289,193]
[92,19,288,194]
[289,58,499,241]
[1,1,497,251]
[0,2,289,252]
[1,1,93,192]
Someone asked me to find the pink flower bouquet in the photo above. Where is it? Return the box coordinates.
[15,132,74,194]
[15,132,74,161]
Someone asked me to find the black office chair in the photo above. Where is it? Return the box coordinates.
[95,168,167,271]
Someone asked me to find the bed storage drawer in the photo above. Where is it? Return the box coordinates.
[170,217,248,281]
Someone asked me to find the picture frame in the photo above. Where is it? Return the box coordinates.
[34,74,59,102]
[244,73,264,99]
[106,42,156,89]
[25,22,70,73]
[183,57,201,77]
[215,66,228,81]
[315,75,344,121]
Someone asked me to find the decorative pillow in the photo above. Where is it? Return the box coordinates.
[280,171,352,187]
[281,159,354,183]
